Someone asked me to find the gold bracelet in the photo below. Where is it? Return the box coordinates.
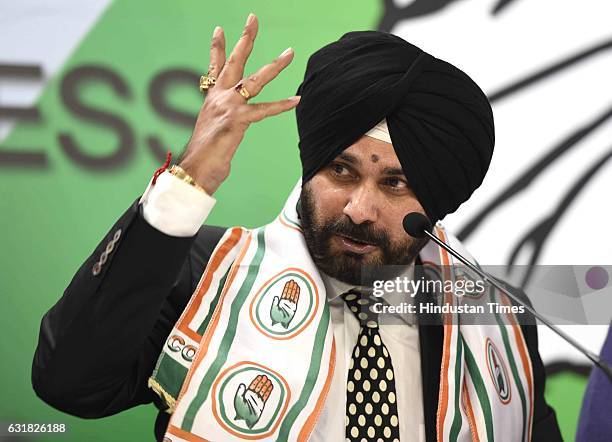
[168,164,207,194]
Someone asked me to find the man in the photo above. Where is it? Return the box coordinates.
[32,13,562,441]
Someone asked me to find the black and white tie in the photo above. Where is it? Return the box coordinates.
[341,289,400,442]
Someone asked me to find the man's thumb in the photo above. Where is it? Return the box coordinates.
[270,297,280,325]
[236,383,246,398]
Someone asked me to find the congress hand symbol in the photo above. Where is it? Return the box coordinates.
[233,374,273,429]
[270,279,300,328]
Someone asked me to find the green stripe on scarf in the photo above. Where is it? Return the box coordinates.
[196,266,230,335]
[155,355,189,400]
[449,333,464,441]
[275,295,332,441]
[492,289,528,442]
[182,228,267,431]
[463,338,495,442]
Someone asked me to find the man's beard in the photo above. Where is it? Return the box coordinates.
[299,183,429,286]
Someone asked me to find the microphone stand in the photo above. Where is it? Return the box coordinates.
[422,229,612,383]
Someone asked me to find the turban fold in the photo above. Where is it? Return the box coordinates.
[295,30,495,223]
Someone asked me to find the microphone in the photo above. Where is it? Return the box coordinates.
[403,212,433,238]
[403,212,612,383]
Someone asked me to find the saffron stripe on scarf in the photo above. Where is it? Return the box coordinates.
[297,338,336,441]
[167,423,210,442]
[276,296,332,441]
[279,209,302,233]
[174,231,254,414]
[178,227,244,342]
[461,378,481,442]
[436,225,454,440]
[148,228,244,412]
[182,228,267,431]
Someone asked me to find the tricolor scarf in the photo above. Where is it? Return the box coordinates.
[149,180,533,442]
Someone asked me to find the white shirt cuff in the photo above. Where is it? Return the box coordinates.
[139,170,216,237]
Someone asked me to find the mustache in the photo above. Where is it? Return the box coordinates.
[325,217,391,247]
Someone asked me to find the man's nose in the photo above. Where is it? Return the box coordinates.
[342,184,379,225]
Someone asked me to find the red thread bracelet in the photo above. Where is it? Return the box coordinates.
[152,151,172,185]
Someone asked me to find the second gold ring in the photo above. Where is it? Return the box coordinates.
[234,83,251,100]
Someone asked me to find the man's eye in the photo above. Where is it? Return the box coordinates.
[385,177,408,189]
[331,163,349,175]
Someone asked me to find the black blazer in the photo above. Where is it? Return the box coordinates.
[31,199,563,441]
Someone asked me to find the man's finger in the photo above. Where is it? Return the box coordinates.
[253,376,265,394]
[208,26,226,78]
[238,47,294,99]
[245,96,301,122]
[262,381,272,401]
[217,13,258,88]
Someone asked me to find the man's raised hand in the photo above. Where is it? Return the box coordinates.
[179,13,300,195]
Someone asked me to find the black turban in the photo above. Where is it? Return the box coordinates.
[295,30,495,223]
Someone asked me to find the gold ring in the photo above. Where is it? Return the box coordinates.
[199,74,216,93]
[234,82,251,100]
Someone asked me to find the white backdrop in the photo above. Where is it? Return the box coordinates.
[388,0,612,365]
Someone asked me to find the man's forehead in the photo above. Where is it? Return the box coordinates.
[334,136,404,172]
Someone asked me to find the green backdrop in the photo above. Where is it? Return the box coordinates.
[0,0,585,440]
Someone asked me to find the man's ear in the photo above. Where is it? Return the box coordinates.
[296,197,302,220]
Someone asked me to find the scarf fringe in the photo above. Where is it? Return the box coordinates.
[148,377,176,414]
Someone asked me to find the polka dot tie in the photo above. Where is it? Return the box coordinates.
[341,289,400,442]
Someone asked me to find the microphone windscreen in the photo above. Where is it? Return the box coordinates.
[403,212,432,238]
